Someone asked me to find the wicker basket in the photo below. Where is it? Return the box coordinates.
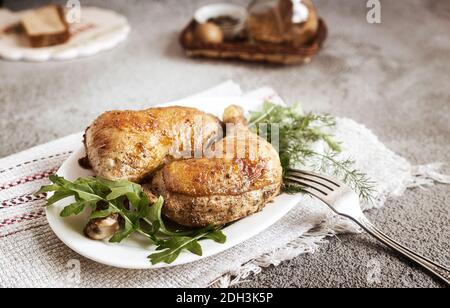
[179,18,327,65]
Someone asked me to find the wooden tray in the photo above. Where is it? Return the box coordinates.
[179,18,327,65]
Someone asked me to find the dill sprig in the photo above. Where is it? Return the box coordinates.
[308,150,376,203]
[248,102,375,204]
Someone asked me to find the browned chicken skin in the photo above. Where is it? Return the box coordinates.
[152,106,283,227]
[84,105,282,228]
[85,106,223,182]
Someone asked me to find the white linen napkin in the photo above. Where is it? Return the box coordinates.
[0,81,448,288]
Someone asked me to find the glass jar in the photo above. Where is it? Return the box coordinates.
[247,0,319,46]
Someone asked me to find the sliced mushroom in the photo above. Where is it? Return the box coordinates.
[84,213,120,240]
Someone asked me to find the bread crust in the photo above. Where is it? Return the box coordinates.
[22,5,70,48]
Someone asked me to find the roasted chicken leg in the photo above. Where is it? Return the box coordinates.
[84,106,223,182]
[152,105,283,227]
[85,105,282,229]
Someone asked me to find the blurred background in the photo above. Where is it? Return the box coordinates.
[0,0,449,287]
[1,0,449,160]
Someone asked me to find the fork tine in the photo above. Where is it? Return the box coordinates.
[285,170,337,192]
[284,176,329,198]
[287,168,342,187]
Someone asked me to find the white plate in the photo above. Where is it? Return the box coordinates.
[0,7,130,62]
[46,97,302,269]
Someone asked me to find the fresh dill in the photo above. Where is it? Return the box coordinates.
[248,101,375,204]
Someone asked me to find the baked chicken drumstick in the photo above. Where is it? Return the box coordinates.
[152,105,283,227]
[84,106,223,182]
[83,105,282,238]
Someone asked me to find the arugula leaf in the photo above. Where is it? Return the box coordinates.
[148,235,204,265]
[148,225,226,264]
[60,201,88,217]
[39,175,227,265]
[185,240,203,256]
[145,196,163,223]
[107,184,140,204]
[109,219,136,243]
[204,229,227,243]
[72,188,103,203]
[144,196,201,237]
[46,190,75,206]
[90,206,118,219]
[145,196,184,236]
[37,184,60,193]
[48,174,74,188]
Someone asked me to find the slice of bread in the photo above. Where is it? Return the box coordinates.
[21,5,70,48]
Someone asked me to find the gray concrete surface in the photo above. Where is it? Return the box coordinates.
[1,0,449,288]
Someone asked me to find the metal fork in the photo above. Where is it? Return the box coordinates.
[284,168,450,286]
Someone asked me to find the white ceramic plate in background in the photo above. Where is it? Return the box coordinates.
[46,97,302,269]
[0,7,130,62]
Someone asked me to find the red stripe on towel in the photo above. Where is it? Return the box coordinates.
[0,151,72,174]
[0,209,46,228]
[0,223,48,238]
[0,168,58,191]
[1,192,47,209]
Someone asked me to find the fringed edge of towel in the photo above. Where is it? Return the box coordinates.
[209,163,450,288]
[409,163,450,188]
[208,234,329,288]
[209,216,360,288]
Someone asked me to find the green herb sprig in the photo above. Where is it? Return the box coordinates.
[38,175,226,264]
[248,102,375,204]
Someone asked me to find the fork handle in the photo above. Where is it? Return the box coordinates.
[349,215,450,287]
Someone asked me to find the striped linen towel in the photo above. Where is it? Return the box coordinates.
[0,81,448,287]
